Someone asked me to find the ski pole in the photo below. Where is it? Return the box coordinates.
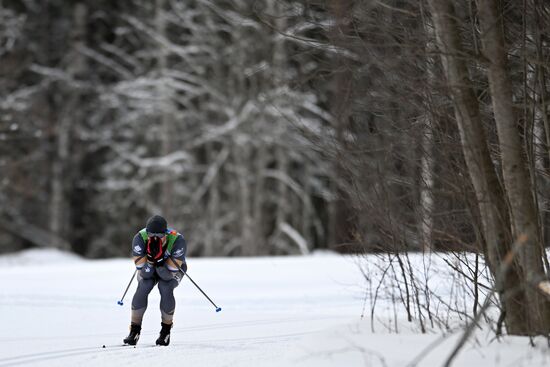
[117,269,137,306]
[170,257,222,312]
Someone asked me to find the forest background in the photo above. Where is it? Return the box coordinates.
[1,0,548,258]
[5,0,550,338]
[3,1,550,335]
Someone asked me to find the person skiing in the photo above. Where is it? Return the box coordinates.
[123,215,188,346]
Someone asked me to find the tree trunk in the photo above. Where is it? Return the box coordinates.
[49,3,87,251]
[252,144,266,253]
[155,0,174,219]
[532,0,550,264]
[205,142,219,256]
[476,0,550,333]
[419,116,435,252]
[301,164,313,250]
[238,144,254,256]
[419,25,438,252]
[428,0,529,335]
[327,0,355,250]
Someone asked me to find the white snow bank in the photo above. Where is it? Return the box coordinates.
[0,248,83,266]
[0,251,547,367]
[272,320,550,367]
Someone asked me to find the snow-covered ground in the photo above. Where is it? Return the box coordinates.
[0,249,548,366]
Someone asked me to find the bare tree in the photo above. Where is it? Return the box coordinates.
[476,0,550,333]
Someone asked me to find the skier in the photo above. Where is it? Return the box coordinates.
[123,215,188,346]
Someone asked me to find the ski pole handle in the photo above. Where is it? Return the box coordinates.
[170,257,222,312]
[117,269,137,306]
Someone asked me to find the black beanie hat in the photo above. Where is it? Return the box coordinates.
[146,215,167,234]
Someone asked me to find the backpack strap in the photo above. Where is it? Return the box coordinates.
[139,228,148,243]
[166,230,178,254]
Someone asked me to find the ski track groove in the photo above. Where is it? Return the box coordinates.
[0,330,315,367]
[0,344,165,366]
[0,315,346,342]
[0,317,341,366]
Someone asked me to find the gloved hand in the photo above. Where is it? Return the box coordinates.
[146,237,165,266]
[156,265,176,282]
[173,271,183,284]
[140,262,156,279]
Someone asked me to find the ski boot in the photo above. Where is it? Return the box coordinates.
[123,323,141,345]
[155,322,172,346]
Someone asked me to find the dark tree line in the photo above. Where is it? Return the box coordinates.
[2,0,550,335]
[1,1,339,258]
